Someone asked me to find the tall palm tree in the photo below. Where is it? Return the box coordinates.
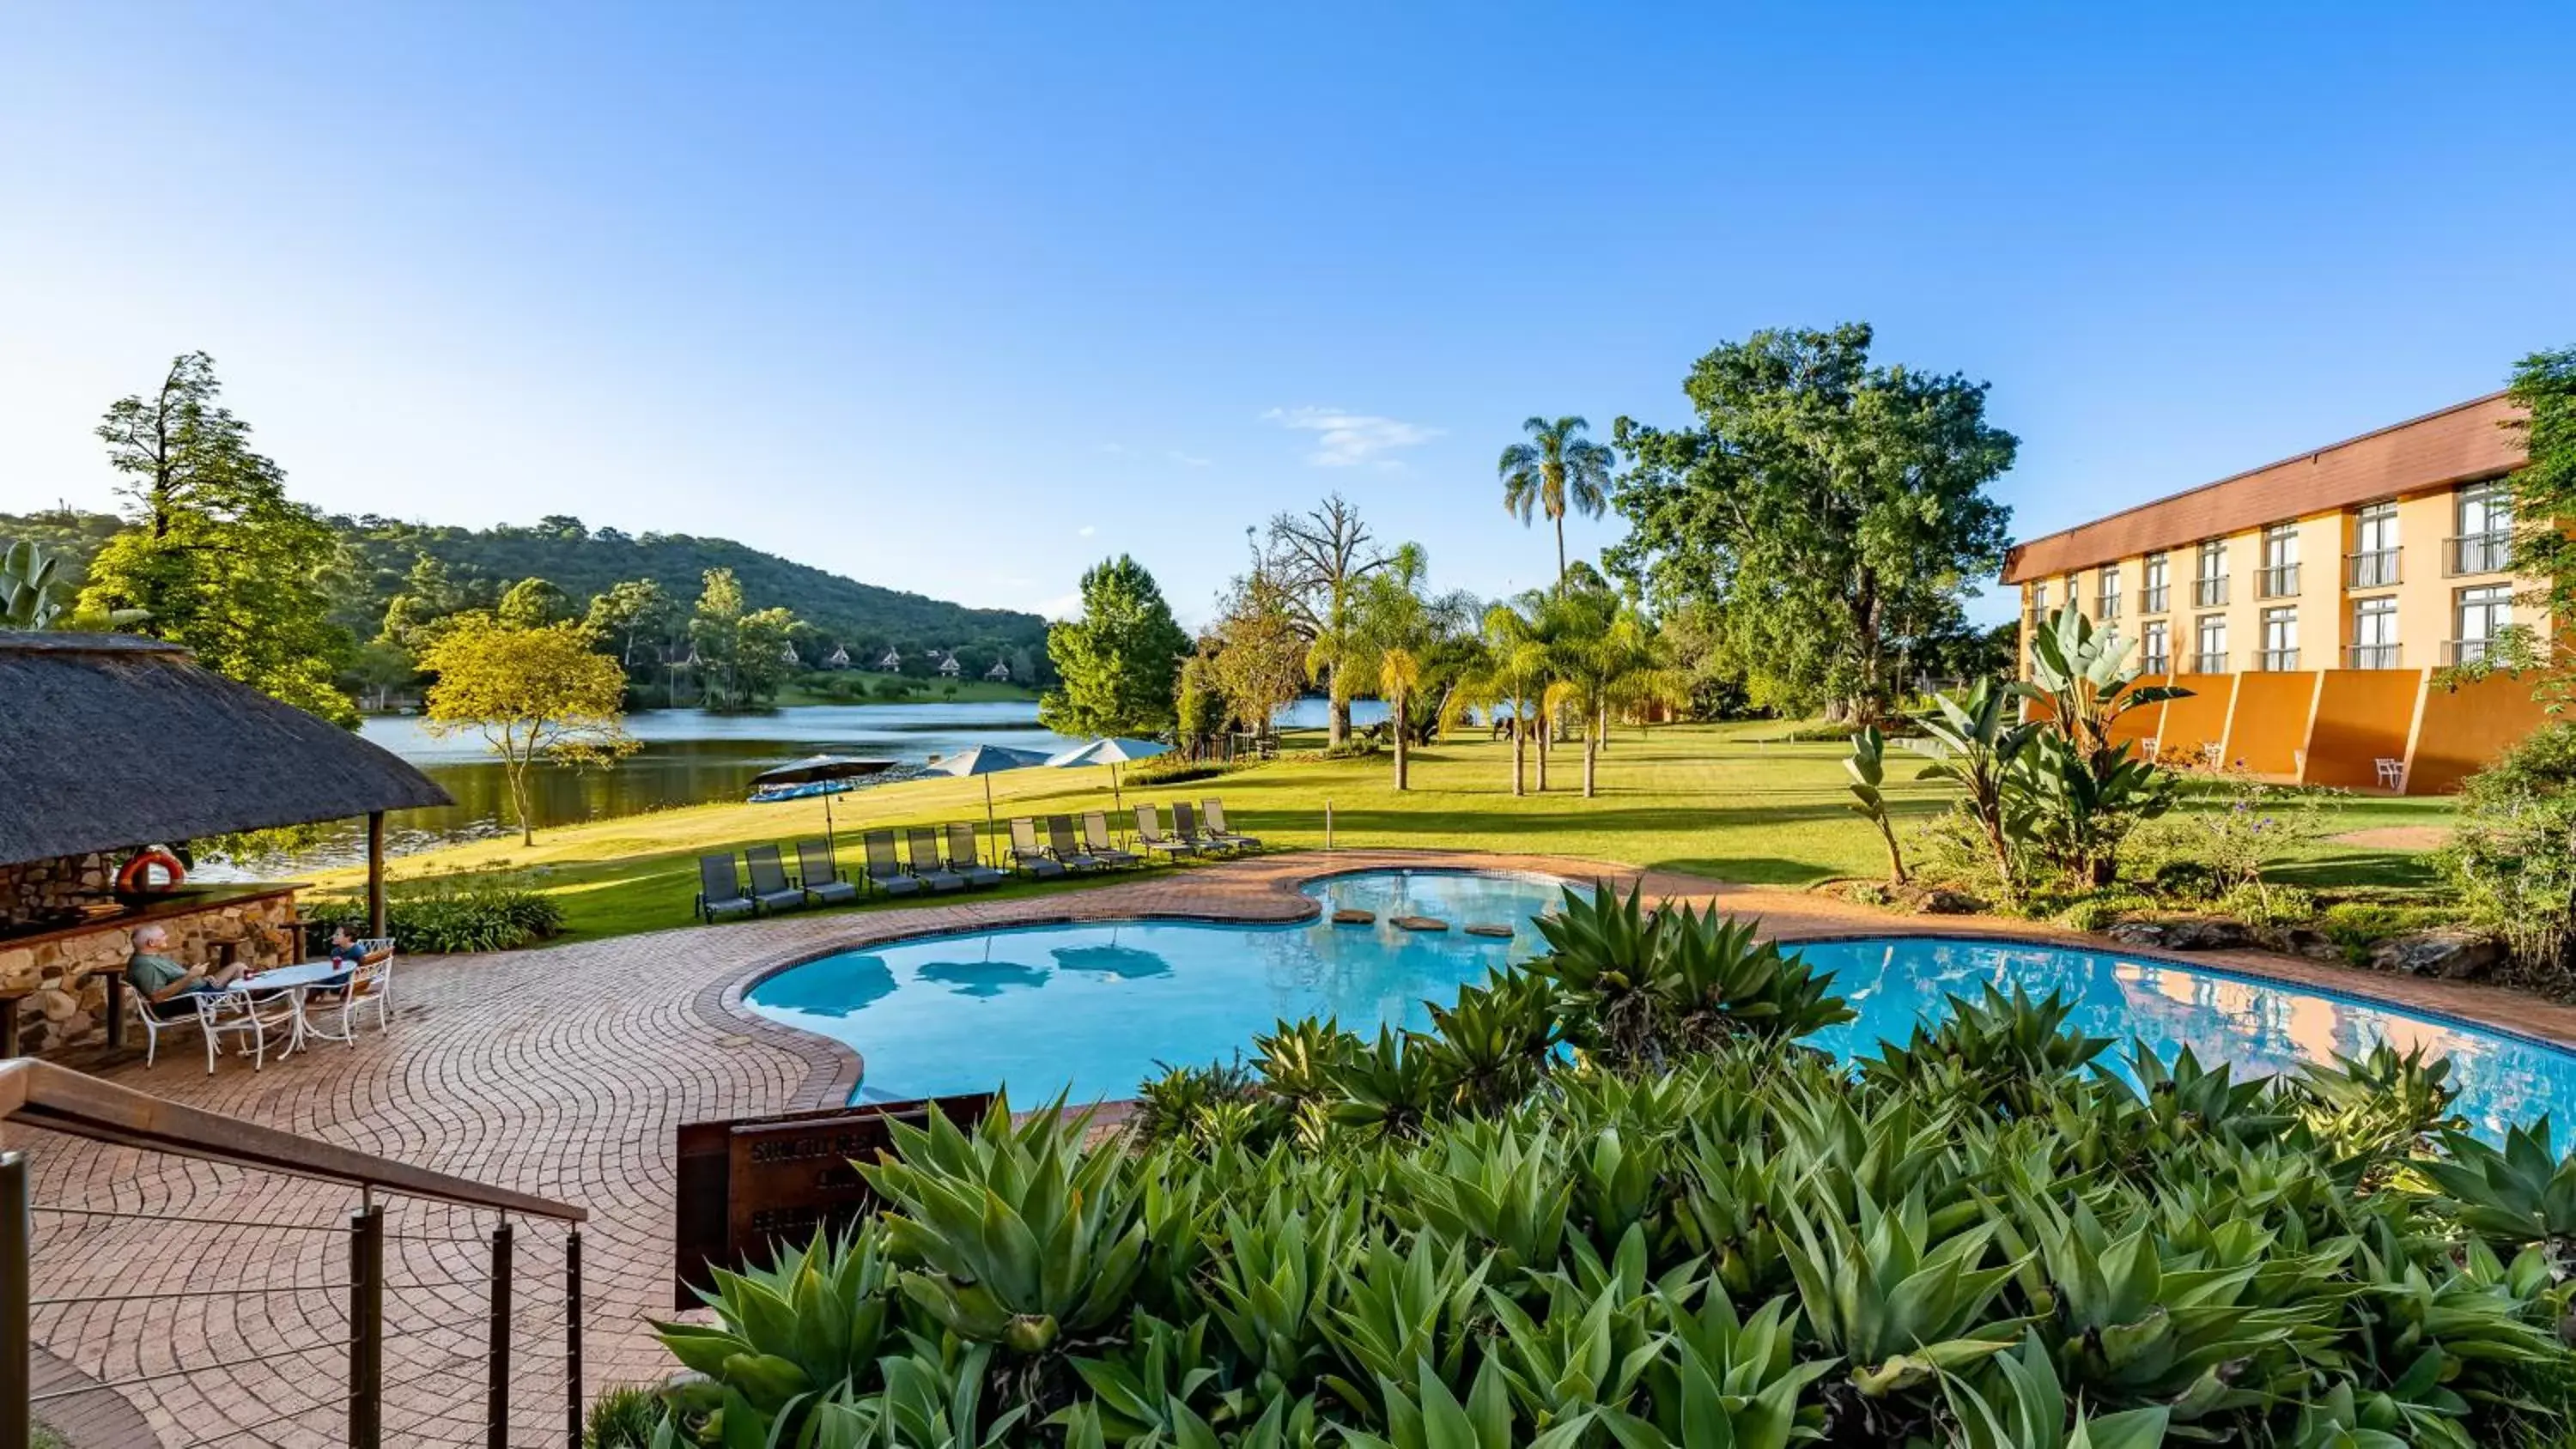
[1447,596,1553,796]
[1540,586,1668,798]
[1497,415,1614,593]
[1352,546,1434,791]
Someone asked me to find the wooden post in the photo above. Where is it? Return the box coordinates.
[1,1151,27,1449]
[366,811,387,939]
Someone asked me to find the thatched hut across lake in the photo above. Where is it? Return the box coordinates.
[0,633,449,1053]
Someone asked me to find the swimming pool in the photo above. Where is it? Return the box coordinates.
[744,871,2576,1133]
[744,869,1570,1103]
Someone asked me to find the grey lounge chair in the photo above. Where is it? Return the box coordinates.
[794,839,860,906]
[696,854,758,923]
[1044,815,1103,872]
[744,845,809,912]
[1007,818,1068,878]
[1171,802,1230,854]
[1081,811,1141,868]
[907,828,968,893]
[1133,804,1199,860]
[944,822,1006,888]
[1200,799,1261,852]
[861,830,927,896]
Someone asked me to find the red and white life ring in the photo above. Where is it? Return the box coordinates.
[115,846,187,896]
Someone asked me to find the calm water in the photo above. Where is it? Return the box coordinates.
[747,874,2576,1135]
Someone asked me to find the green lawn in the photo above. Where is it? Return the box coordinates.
[308,721,2458,945]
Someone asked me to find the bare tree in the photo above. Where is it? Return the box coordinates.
[1262,493,1393,745]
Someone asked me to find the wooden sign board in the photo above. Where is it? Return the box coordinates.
[673,1092,996,1308]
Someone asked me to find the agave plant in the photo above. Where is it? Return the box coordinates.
[1342,1357,1593,1449]
[2297,1044,2466,1177]
[1066,1311,1231,1444]
[1327,1027,1444,1143]
[2420,1119,2576,1264]
[2097,1044,2297,1158]
[1205,1186,1358,1398]
[1595,1289,1835,1449]
[1397,1119,1573,1282]
[1856,985,2114,1118]
[1777,1191,2025,1410]
[1530,882,1663,1062]
[1942,1333,2172,1449]
[1482,1270,1662,1438]
[1319,1229,1494,1417]
[859,1096,1149,1356]
[1651,905,1854,1046]
[653,1226,896,1445]
[1417,969,1560,1115]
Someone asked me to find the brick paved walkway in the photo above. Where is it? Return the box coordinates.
[11,849,2576,1446]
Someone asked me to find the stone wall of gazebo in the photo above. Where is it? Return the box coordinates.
[0,879,301,1054]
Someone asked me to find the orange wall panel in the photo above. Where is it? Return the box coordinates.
[2222,671,2319,777]
[2108,675,2172,748]
[2153,674,2236,766]
[2409,673,2552,794]
[2305,670,2423,788]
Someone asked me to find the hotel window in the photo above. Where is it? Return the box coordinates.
[2450,585,2512,664]
[2141,619,2170,675]
[2193,614,2227,673]
[2095,567,2121,621]
[2192,540,2229,608]
[2141,552,2170,614]
[2451,481,2513,575]
[2348,597,2398,669]
[2063,573,2081,618]
[2348,502,2400,588]
[2257,524,2300,598]
[2257,607,2298,670]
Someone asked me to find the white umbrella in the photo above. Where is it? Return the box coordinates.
[931,745,1051,862]
[1046,737,1172,816]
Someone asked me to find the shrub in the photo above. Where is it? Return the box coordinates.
[581,1385,663,1447]
[304,872,565,953]
[654,886,2576,1447]
[1125,754,1242,788]
[2439,722,2576,979]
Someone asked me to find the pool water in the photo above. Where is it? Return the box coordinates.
[745,870,1571,1104]
[744,870,2576,1135]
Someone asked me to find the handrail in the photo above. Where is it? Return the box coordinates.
[0,1059,584,1222]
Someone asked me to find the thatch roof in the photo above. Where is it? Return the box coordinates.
[0,633,452,867]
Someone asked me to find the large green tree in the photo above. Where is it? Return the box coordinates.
[77,353,359,724]
[419,614,638,845]
[689,567,799,711]
[1040,555,1189,737]
[2507,346,2576,633]
[1608,324,2014,721]
[1498,415,1614,591]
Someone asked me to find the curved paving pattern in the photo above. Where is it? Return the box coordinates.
[9,849,2576,1446]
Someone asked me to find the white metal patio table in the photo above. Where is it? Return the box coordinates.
[222,961,354,1059]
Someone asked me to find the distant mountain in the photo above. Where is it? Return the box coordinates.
[0,508,1052,671]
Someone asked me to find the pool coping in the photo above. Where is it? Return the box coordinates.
[692,848,2576,1110]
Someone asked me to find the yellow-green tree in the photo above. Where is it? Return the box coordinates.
[419,615,637,846]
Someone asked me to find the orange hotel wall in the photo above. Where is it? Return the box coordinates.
[2150,674,2236,766]
[2305,671,2423,788]
[2221,671,2318,777]
[2409,673,2553,795]
[2105,675,2171,749]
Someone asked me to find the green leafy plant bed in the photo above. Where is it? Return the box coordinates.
[303,873,565,954]
[648,883,2576,1448]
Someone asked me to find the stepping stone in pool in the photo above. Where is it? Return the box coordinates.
[1391,915,1449,932]
[1332,909,1376,925]
[1464,924,1514,939]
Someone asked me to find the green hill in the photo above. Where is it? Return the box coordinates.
[0,508,1052,677]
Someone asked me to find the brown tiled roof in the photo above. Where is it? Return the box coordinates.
[2002,393,2525,584]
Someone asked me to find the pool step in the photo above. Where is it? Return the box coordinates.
[1392,915,1449,932]
[1332,909,1376,925]
[1464,924,1514,939]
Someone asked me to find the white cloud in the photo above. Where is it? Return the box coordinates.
[1038,590,1084,621]
[1167,449,1213,468]
[1262,406,1442,468]
[1097,441,1130,456]
[1077,524,1097,537]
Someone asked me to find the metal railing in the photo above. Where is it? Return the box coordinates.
[2445,638,2497,665]
[0,1058,587,1449]
[2448,533,2512,576]
[2094,596,2120,622]
[2345,549,2402,588]
[2140,654,2171,676]
[2256,564,2300,599]
[2255,648,2300,671]
[2192,577,2230,608]
[2345,643,2402,670]
[2191,652,2229,673]
[2138,585,2169,614]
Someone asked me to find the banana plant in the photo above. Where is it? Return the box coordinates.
[1914,678,2039,902]
[1941,1333,2172,1449]
[859,1095,1149,1356]
[1595,1290,1834,1449]
[2420,1119,2576,1264]
[1777,1191,2025,1401]
[1842,724,1909,885]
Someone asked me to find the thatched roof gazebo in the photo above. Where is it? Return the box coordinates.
[0,633,450,937]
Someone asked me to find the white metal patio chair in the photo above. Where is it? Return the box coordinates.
[196,984,304,1073]
[298,940,396,1047]
[126,981,219,1070]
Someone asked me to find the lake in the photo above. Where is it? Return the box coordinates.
[228,696,1387,872]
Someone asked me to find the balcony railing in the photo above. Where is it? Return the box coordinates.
[2192,577,2230,608]
[2140,654,2171,676]
[2445,638,2498,665]
[2345,643,2401,670]
[2191,652,2228,673]
[2345,549,2402,589]
[2095,596,2120,622]
[2256,564,2300,599]
[2448,532,2513,576]
[2256,647,2300,671]
[2139,585,2169,614]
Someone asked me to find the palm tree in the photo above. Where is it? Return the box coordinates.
[1497,415,1614,593]
[1447,596,1555,796]
[1541,587,1668,798]
[1352,546,1435,791]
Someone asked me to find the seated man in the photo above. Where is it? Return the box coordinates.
[123,924,245,1020]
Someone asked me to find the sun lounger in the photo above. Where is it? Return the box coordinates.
[1200,798,1261,852]
[1133,804,1199,860]
[794,839,860,906]
[1171,802,1229,854]
[744,845,809,912]
[1081,811,1140,867]
[906,828,967,893]
[696,853,759,923]
[1045,815,1103,872]
[944,822,1006,888]
[862,830,927,896]
[1007,818,1068,878]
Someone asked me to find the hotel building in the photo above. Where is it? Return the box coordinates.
[2002,394,2544,794]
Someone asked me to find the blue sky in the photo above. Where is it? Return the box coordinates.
[3,4,2571,629]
